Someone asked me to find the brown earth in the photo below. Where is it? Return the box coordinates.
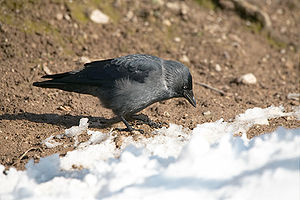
[0,0,299,170]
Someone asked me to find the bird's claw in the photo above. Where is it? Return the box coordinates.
[131,115,164,129]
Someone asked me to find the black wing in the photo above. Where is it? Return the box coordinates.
[33,54,162,88]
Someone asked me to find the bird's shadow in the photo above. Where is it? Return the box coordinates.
[0,112,119,129]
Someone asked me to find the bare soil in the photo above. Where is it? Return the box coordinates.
[0,0,299,170]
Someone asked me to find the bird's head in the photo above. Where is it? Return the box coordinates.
[164,60,196,107]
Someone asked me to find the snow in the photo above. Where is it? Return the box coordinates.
[0,106,299,200]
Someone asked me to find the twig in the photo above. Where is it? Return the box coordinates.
[196,82,226,96]
[12,146,41,166]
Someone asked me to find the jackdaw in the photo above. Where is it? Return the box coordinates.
[33,54,196,132]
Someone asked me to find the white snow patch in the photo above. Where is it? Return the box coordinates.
[0,106,299,200]
[42,135,62,148]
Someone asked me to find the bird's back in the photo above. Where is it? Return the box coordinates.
[33,54,165,115]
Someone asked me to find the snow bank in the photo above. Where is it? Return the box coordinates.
[0,106,299,200]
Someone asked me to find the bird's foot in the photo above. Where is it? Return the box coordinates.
[131,114,165,129]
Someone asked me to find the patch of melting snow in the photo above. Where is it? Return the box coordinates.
[1,106,299,200]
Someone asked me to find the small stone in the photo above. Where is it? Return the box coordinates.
[42,65,52,75]
[174,37,181,42]
[58,105,71,111]
[56,13,63,20]
[286,116,296,121]
[280,49,286,54]
[64,14,71,21]
[78,56,91,64]
[237,73,257,85]
[180,55,190,63]
[215,64,221,72]
[126,11,134,21]
[166,2,180,12]
[163,111,170,118]
[163,19,171,26]
[180,3,189,15]
[203,111,211,116]
[281,57,286,63]
[90,9,109,24]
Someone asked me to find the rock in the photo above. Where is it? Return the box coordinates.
[126,11,134,21]
[166,2,180,12]
[42,65,52,75]
[215,64,221,72]
[237,73,257,85]
[203,111,211,116]
[64,14,71,21]
[90,9,109,24]
[163,19,171,26]
[174,37,181,42]
[78,56,91,64]
[58,105,72,111]
[280,49,286,54]
[56,13,63,20]
[180,3,189,15]
[180,55,190,63]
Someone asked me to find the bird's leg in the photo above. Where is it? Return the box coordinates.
[114,116,144,134]
[130,114,164,129]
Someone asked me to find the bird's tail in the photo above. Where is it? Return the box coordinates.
[32,80,66,88]
[33,72,102,96]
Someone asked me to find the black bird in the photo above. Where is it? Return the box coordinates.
[33,54,196,132]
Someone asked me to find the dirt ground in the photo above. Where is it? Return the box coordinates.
[0,0,299,170]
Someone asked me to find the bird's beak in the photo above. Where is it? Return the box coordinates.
[183,90,196,107]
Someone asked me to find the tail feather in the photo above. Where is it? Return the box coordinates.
[33,81,66,88]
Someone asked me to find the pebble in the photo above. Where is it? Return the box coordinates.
[166,2,180,12]
[64,14,71,21]
[90,9,110,24]
[58,105,71,111]
[78,56,91,64]
[203,111,211,116]
[180,3,189,15]
[215,64,221,72]
[163,19,171,26]
[180,55,190,63]
[56,13,63,20]
[126,11,134,21]
[42,65,52,75]
[174,37,181,42]
[280,49,286,54]
[237,73,257,85]
[163,111,170,118]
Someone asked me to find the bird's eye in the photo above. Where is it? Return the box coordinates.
[183,86,188,90]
